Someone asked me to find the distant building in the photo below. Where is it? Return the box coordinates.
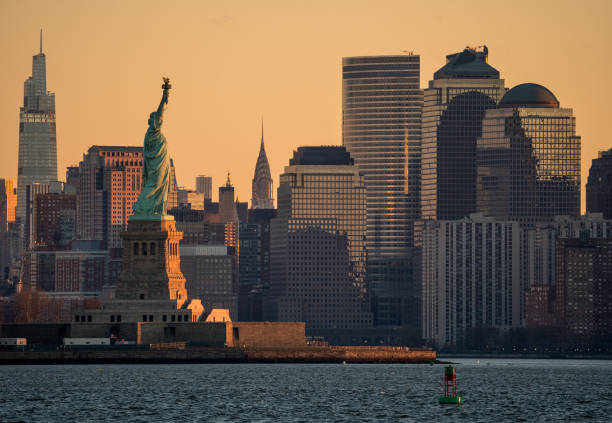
[76,146,143,249]
[169,207,207,245]
[1,179,16,227]
[586,148,612,219]
[167,159,179,210]
[219,172,238,224]
[180,244,238,320]
[236,200,248,223]
[0,180,12,279]
[251,123,274,209]
[248,208,277,287]
[23,240,108,292]
[16,33,57,224]
[524,214,612,333]
[239,223,261,288]
[523,214,612,291]
[33,191,76,248]
[177,189,205,210]
[238,222,261,321]
[555,238,612,338]
[421,47,506,221]
[342,54,422,326]
[268,146,373,332]
[25,182,49,250]
[477,83,581,223]
[65,166,79,194]
[195,175,212,200]
[421,214,521,349]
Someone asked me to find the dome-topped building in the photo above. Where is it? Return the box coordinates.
[500,83,559,108]
[476,82,580,223]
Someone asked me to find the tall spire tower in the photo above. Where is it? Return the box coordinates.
[16,31,57,224]
[251,120,274,209]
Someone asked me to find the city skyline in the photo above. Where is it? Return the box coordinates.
[1,1,610,211]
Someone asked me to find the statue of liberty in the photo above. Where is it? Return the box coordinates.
[131,77,173,221]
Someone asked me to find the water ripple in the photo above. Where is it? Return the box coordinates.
[0,359,610,422]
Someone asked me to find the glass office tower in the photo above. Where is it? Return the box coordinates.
[268,146,372,331]
[342,54,422,326]
[586,148,612,219]
[421,46,506,221]
[477,83,581,222]
[16,36,57,223]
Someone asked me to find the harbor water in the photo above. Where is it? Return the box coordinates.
[0,359,610,422]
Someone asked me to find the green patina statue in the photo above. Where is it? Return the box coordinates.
[131,77,173,221]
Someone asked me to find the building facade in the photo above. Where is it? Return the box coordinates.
[25,183,49,250]
[477,83,581,223]
[421,46,506,221]
[180,244,238,320]
[1,179,16,228]
[586,148,612,219]
[421,214,521,349]
[195,175,212,200]
[342,55,422,325]
[24,240,108,293]
[523,213,612,330]
[219,173,238,224]
[33,192,76,248]
[16,35,57,224]
[77,146,143,249]
[268,146,373,332]
[555,238,612,338]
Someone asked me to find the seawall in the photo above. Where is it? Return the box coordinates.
[0,346,435,365]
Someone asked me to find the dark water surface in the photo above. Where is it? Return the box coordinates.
[0,359,610,422]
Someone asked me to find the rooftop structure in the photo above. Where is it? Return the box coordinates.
[251,122,274,209]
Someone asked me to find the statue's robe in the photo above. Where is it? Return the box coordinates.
[132,112,171,219]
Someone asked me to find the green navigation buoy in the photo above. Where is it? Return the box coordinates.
[439,365,462,404]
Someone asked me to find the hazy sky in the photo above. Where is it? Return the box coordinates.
[1,0,610,211]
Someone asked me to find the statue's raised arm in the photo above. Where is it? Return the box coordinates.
[157,77,171,117]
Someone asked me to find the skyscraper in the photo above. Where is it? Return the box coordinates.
[477,83,581,222]
[586,148,612,219]
[0,180,10,279]
[219,172,238,224]
[16,32,57,223]
[342,54,422,325]
[267,146,372,332]
[251,122,274,209]
[421,46,506,221]
[195,175,212,200]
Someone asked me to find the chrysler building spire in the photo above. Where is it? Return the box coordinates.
[251,121,274,209]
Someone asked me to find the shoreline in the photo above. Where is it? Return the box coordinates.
[0,346,437,365]
[438,353,612,360]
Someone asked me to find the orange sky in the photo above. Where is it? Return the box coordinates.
[1,0,610,211]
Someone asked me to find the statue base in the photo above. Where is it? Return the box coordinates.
[73,219,205,325]
[114,219,187,305]
[128,213,175,222]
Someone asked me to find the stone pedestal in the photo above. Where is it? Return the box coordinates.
[73,219,205,326]
[115,219,187,306]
